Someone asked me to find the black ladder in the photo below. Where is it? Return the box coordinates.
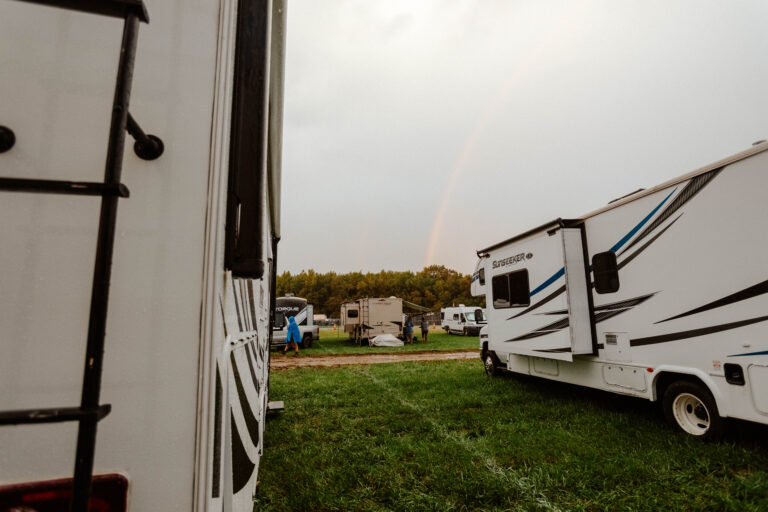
[0,1,163,510]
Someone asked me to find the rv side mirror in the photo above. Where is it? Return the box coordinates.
[592,251,619,294]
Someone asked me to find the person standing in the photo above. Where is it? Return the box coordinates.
[283,316,301,355]
[420,317,429,343]
[404,315,414,344]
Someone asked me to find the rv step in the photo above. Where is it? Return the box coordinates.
[0,404,111,426]
[266,401,284,414]
[0,178,130,197]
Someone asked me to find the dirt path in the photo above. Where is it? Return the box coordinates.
[270,350,479,370]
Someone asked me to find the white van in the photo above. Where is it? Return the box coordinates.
[441,305,487,336]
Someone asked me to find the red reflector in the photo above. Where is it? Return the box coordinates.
[646,368,654,373]
[0,474,128,512]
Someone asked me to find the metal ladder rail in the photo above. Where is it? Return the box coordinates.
[0,2,161,510]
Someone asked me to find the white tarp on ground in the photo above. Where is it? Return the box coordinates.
[370,334,404,347]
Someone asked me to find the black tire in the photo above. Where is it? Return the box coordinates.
[302,334,313,348]
[662,380,724,441]
[483,352,499,377]
[462,327,468,336]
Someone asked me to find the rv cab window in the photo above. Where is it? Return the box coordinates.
[460,313,466,322]
[347,309,359,318]
[592,251,620,294]
[492,269,530,308]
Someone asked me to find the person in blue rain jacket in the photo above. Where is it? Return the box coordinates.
[283,316,301,355]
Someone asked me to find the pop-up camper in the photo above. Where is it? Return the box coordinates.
[0,1,286,510]
[472,143,768,440]
[341,297,404,344]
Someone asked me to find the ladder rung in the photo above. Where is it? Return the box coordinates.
[0,178,130,197]
[15,0,149,23]
[0,405,111,426]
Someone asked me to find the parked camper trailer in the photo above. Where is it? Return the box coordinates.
[441,305,487,335]
[341,297,404,344]
[472,143,768,440]
[271,296,320,347]
[0,1,286,510]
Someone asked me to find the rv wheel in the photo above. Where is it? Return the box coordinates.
[302,334,313,348]
[484,353,499,377]
[662,381,724,441]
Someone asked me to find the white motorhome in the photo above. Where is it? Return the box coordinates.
[441,305,487,335]
[341,297,404,344]
[0,1,286,510]
[271,296,320,348]
[472,143,768,440]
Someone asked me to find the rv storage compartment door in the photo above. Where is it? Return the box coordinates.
[561,228,596,355]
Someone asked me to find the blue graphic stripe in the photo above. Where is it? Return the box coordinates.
[728,350,768,357]
[609,188,677,253]
[526,187,677,297]
[530,268,564,296]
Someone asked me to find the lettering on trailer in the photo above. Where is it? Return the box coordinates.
[275,306,301,312]
[492,252,533,269]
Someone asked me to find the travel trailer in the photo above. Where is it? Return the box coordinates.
[271,296,320,347]
[341,297,404,344]
[472,143,768,440]
[441,305,487,335]
[0,1,286,510]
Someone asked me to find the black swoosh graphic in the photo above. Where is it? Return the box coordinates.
[618,214,682,270]
[656,279,768,324]
[620,168,721,255]
[543,293,656,315]
[231,410,256,494]
[506,305,633,342]
[631,315,768,347]
[230,352,260,448]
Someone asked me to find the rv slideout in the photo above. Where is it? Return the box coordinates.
[472,143,768,440]
[0,1,286,510]
[341,297,404,345]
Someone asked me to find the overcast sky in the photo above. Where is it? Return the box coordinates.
[278,0,768,275]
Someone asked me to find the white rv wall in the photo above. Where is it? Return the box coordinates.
[0,2,223,510]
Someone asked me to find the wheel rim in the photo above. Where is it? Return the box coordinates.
[672,392,710,435]
[484,355,494,374]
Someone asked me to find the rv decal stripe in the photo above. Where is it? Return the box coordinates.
[230,353,261,449]
[530,268,565,297]
[543,293,656,315]
[233,281,244,332]
[631,315,768,347]
[610,188,677,253]
[534,347,572,353]
[728,350,768,357]
[509,285,567,319]
[212,367,223,498]
[230,410,256,494]
[219,296,228,338]
[621,168,722,254]
[618,215,682,270]
[656,279,768,324]
[244,342,261,396]
[507,306,632,342]
[247,280,258,330]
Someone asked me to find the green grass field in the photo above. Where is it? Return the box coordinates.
[256,359,768,511]
[299,327,478,355]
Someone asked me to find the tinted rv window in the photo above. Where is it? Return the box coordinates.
[347,309,359,318]
[479,268,485,285]
[453,314,459,321]
[492,270,530,308]
[592,251,619,294]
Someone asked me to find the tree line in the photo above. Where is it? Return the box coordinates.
[276,265,485,317]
